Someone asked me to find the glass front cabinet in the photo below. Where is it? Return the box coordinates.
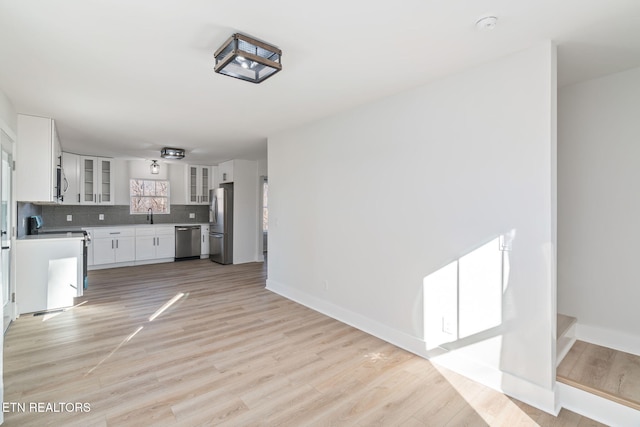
[80,156,114,205]
[186,165,211,205]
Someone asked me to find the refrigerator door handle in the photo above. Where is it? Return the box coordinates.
[214,196,218,224]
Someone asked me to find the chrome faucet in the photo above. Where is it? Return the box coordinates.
[147,208,154,224]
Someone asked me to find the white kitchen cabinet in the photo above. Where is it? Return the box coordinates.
[15,236,84,315]
[211,165,219,191]
[186,165,211,204]
[92,228,135,265]
[155,226,175,258]
[218,160,234,184]
[134,228,156,261]
[201,224,210,258]
[61,152,80,205]
[80,156,114,205]
[135,226,175,261]
[16,114,62,203]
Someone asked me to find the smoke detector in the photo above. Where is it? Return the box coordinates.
[476,16,498,31]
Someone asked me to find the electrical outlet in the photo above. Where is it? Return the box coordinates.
[189,213,195,219]
[442,317,455,335]
[66,215,72,222]
[99,214,104,220]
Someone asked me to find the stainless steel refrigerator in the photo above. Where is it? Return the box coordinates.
[209,184,233,264]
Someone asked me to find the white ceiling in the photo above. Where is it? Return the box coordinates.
[1,0,640,165]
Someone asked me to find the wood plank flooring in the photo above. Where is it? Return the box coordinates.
[557,340,640,411]
[3,259,604,426]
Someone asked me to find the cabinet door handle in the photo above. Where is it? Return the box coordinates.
[94,194,96,203]
[99,194,102,203]
[78,193,80,203]
[116,239,118,249]
[157,237,160,246]
[112,240,114,249]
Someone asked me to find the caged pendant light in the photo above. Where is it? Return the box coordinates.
[214,33,282,84]
[150,160,160,174]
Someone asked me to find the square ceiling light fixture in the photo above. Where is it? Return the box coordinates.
[214,33,282,83]
[160,147,185,159]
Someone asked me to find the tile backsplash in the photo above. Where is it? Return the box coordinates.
[38,204,209,228]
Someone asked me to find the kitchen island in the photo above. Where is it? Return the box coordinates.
[15,232,85,315]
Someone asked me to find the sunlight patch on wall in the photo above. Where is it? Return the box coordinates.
[423,232,514,351]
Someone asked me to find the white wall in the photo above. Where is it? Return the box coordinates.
[232,159,259,264]
[558,66,640,354]
[268,42,557,412]
[257,158,268,177]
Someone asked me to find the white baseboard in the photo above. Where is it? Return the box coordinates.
[430,351,559,415]
[135,258,174,266]
[576,323,640,356]
[88,261,135,270]
[558,382,640,426]
[266,278,557,415]
[266,278,424,355]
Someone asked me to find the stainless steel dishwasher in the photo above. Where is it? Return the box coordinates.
[175,225,201,260]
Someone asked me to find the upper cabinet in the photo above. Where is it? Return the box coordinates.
[218,160,234,184]
[61,152,80,205]
[80,156,114,205]
[186,165,211,205]
[16,114,62,203]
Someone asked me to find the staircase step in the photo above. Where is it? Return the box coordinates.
[557,375,640,411]
[557,313,577,339]
[557,340,640,412]
[556,314,577,366]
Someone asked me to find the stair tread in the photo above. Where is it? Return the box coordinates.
[557,340,640,411]
[557,375,640,411]
[557,313,577,339]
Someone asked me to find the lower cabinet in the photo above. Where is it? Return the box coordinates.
[92,228,135,265]
[87,224,206,269]
[201,224,210,258]
[135,226,175,261]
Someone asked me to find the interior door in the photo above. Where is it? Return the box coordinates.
[1,129,14,333]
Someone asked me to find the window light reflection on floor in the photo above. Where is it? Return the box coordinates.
[149,292,186,321]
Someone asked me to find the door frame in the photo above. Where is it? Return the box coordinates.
[0,120,17,332]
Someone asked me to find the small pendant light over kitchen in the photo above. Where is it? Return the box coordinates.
[150,160,160,174]
[214,33,282,84]
[160,147,185,159]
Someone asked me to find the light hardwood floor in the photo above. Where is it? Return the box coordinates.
[557,340,640,411]
[4,259,603,426]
